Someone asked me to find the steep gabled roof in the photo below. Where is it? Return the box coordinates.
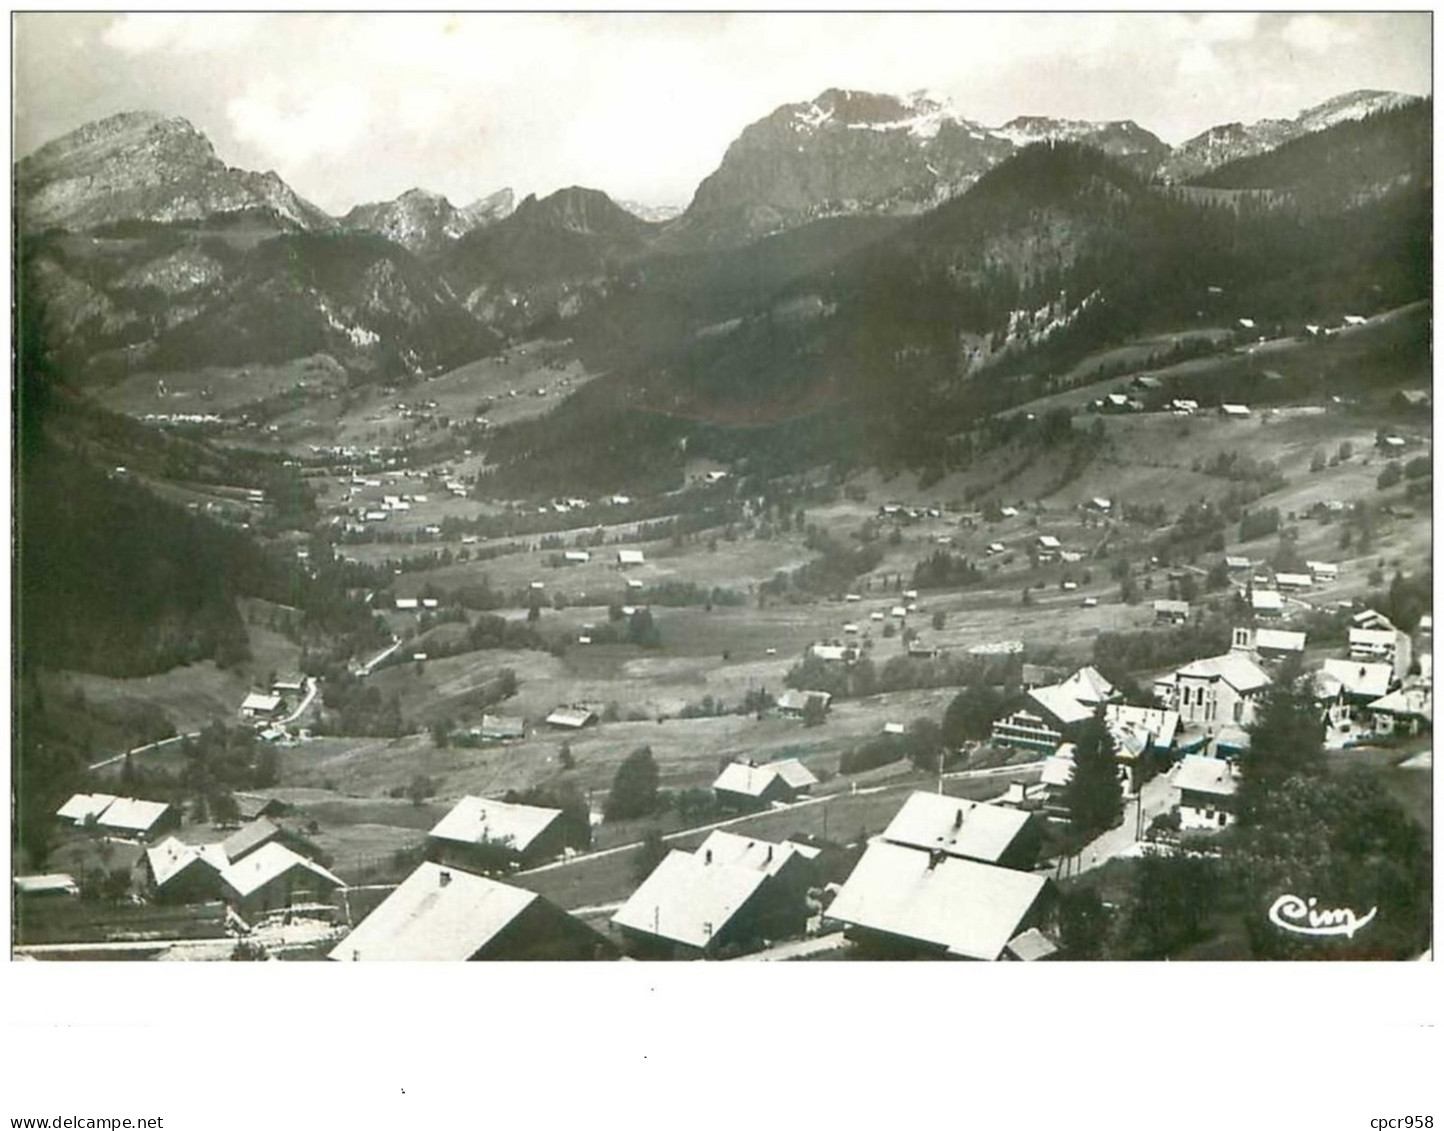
[611,850,769,949]
[1173,755,1239,798]
[329,862,541,961]
[147,837,228,888]
[1176,652,1271,695]
[428,796,564,854]
[880,792,1034,865]
[826,841,1050,961]
[220,842,343,898]
[693,830,819,876]
[1027,684,1094,726]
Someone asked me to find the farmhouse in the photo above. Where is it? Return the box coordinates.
[1155,651,1271,735]
[240,691,283,720]
[219,842,344,920]
[427,796,569,872]
[612,835,813,959]
[1251,589,1284,618]
[56,792,119,826]
[776,689,831,719]
[94,797,179,841]
[1274,572,1312,591]
[1153,599,1190,625]
[879,792,1042,871]
[1234,626,1306,662]
[546,706,598,730]
[824,840,1057,961]
[811,643,853,663]
[476,715,526,742]
[1036,535,1062,560]
[1367,687,1432,738]
[991,684,1093,751]
[713,758,818,810]
[330,863,616,961]
[563,550,591,564]
[14,874,79,900]
[616,549,646,567]
[221,817,321,866]
[394,598,419,611]
[1225,555,1251,572]
[145,837,229,904]
[1056,666,1118,707]
[1316,659,1394,720]
[1172,755,1240,831]
[1220,403,1251,418]
[1307,561,1339,582]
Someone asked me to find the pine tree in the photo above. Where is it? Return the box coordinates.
[1062,707,1122,840]
[1237,656,1324,823]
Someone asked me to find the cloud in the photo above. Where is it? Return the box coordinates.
[226,81,371,168]
[102,14,262,54]
[1283,14,1356,54]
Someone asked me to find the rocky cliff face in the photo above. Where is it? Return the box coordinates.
[16,111,333,233]
[343,186,515,253]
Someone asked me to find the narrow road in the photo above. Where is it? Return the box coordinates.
[357,638,402,676]
[88,731,201,773]
[1060,770,1175,878]
[279,676,319,724]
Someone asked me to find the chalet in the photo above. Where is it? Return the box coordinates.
[545,706,598,730]
[1082,596,1098,608]
[824,840,1057,961]
[890,605,908,618]
[1225,555,1251,572]
[1348,626,1412,685]
[330,863,616,961]
[1237,317,1256,330]
[991,683,1093,751]
[692,829,819,920]
[1056,666,1118,708]
[882,722,907,737]
[1367,687,1432,738]
[777,689,831,719]
[1171,399,1200,414]
[1316,659,1393,721]
[394,597,419,611]
[879,792,1042,871]
[811,643,853,663]
[907,641,942,659]
[1233,626,1306,662]
[713,758,818,810]
[221,817,320,866]
[999,506,1020,519]
[94,797,178,841]
[844,593,863,602]
[1306,561,1339,583]
[616,550,646,567]
[476,715,526,742]
[1154,599,1190,625]
[1088,497,1112,514]
[240,691,284,720]
[1172,755,1240,831]
[1220,403,1251,418]
[145,837,228,904]
[1036,535,1062,559]
[1274,572,1312,591]
[842,623,860,635]
[219,842,344,920]
[563,550,591,564]
[986,542,1006,555]
[1155,651,1271,735]
[234,793,291,822]
[422,598,439,610]
[1105,704,1181,777]
[427,796,569,872]
[271,674,306,695]
[1251,589,1284,618]
[611,835,815,959]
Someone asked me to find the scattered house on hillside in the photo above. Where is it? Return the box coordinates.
[1367,686,1432,738]
[1056,666,1118,708]
[563,550,591,564]
[879,792,1042,871]
[611,834,815,959]
[1251,589,1284,619]
[1154,599,1190,625]
[1394,389,1431,411]
[1349,625,1413,686]
[427,796,569,873]
[233,793,292,822]
[1155,650,1271,736]
[999,506,1020,519]
[94,797,178,841]
[14,874,80,901]
[1171,398,1200,415]
[394,598,419,611]
[882,722,907,737]
[1351,608,1395,632]
[712,758,818,810]
[811,643,853,663]
[1307,561,1339,583]
[271,674,306,695]
[824,840,1057,961]
[1233,626,1306,663]
[476,715,526,742]
[1275,572,1312,591]
[1220,403,1251,418]
[329,862,616,961]
[545,706,598,730]
[616,549,646,567]
[907,640,942,659]
[1035,535,1062,561]
[1172,755,1240,831]
[240,691,284,720]
[1088,497,1113,514]
[219,842,344,921]
[776,689,831,719]
[145,837,229,904]
[1225,555,1251,572]
[56,793,120,827]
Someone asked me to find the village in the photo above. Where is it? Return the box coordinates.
[14,313,1433,960]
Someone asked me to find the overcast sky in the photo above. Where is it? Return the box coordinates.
[12,12,1432,215]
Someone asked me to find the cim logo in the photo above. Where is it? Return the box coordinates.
[1268,893,1378,939]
